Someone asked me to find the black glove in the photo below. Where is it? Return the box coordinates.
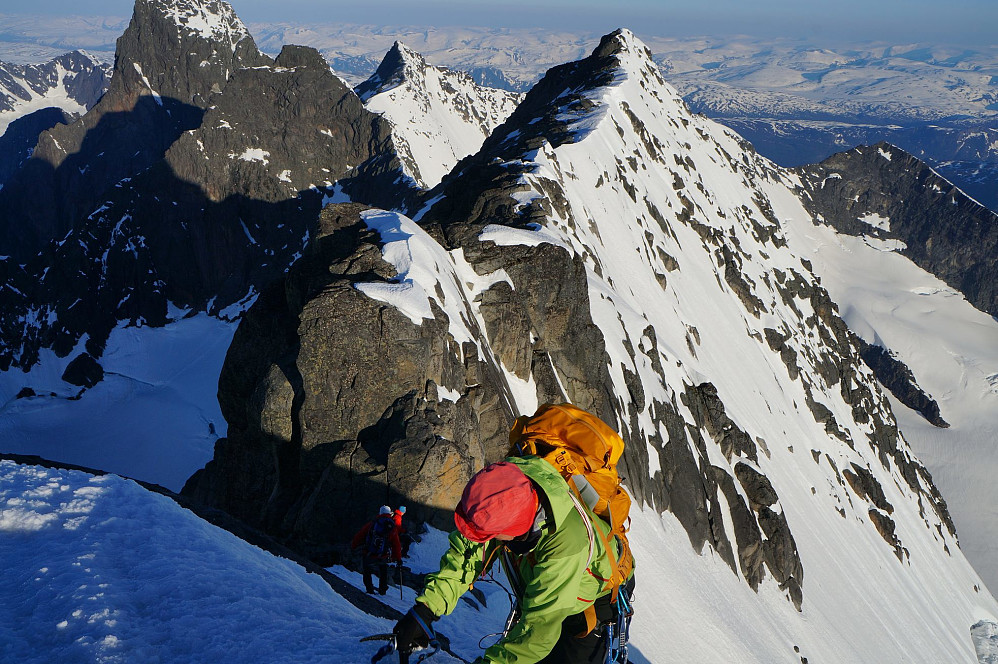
[393,602,437,652]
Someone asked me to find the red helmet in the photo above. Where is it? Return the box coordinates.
[454,462,538,543]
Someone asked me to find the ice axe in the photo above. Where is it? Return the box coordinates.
[361,634,439,664]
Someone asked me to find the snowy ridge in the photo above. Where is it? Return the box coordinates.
[0,51,110,137]
[353,29,998,661]
[358,42,522,188]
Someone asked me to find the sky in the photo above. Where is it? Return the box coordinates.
[3,0,998,47]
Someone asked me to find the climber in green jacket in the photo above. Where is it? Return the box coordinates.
[393,455,633,663]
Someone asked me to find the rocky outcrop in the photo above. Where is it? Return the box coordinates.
[685,384,804,609]
[61,353,104,388]
[858,341,948,428]
[183,203,513,559]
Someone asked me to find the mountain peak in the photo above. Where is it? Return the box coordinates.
[355,40,428,102]
[115,0,268,108]
[357,41,522,188]
[458,27,682,162]
[142,0,253,50]
[392,40,421,62]
[593,27,644,59]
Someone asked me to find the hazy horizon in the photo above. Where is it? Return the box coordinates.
[2,0,997,49]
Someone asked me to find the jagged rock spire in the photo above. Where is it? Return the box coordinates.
[0,0,270,260]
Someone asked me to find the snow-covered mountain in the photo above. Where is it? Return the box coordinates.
[185,28,998,661]
[268,25,998,212]
[0,51,110,187]
[356,41,522,189]
[2,5,998,661]
[792,141,998,600]
[0,50,109,138]
[6,15,997,208]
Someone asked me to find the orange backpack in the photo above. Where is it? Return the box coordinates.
[509,403,634,603]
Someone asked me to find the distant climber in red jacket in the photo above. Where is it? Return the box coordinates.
[351,505,402,595]
[393,505,413,558]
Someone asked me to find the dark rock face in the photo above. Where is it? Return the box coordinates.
[0,6,401,375]
[61,353,104,388]
[795,143,998,318]
[183,203,512,559]
[354,42,409,102]
[858,341,948,428]
[0,0,268,260]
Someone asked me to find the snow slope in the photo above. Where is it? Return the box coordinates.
[0,461,384,663]
[770,181,998,595]
[2,460,996,663]
[0,315,234,492]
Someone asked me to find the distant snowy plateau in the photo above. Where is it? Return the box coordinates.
[2,6,998,664]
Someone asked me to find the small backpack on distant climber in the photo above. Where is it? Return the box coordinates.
[365,515,395,559]
[508,403,634,601]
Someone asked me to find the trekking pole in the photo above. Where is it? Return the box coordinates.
[398,560,404,600]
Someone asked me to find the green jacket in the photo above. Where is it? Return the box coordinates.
[416,455,624,663]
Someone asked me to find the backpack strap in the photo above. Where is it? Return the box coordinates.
[565,483,596,571]
[577,605,598,639]
[568,477,623,603]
